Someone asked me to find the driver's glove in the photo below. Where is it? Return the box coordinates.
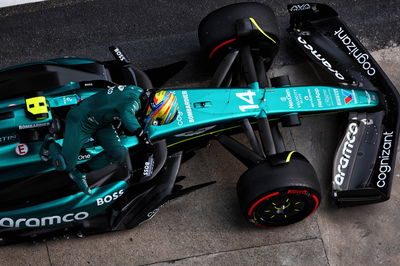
[135,129,154,152]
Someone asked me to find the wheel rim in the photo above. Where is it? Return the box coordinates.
[248,189,319,226]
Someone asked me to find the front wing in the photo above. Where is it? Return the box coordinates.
[287,3,400,206]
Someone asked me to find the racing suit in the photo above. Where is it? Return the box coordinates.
[56,85,144,194]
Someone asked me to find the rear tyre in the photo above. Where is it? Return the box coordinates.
[198,2,280,63]
[237,152,321,227]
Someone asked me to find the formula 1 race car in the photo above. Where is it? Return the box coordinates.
[0,2,398,244]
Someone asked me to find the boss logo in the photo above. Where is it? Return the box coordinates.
[142,155,154,177]
[113,48,127,62]
[96,190,124,206]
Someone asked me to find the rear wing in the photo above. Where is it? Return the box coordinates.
[287,3,400,206]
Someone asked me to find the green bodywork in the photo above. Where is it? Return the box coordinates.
[149,83,379,139]
[0,181,128,228]
[0,82,379,178]
[0,62,380,228]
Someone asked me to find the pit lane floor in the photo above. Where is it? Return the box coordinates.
[0,1,399,265]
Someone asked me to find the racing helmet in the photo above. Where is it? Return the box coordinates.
[144,91,178,126]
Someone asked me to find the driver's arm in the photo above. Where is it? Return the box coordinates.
[118,100,141,134]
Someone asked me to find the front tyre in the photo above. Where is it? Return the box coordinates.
[198,2,279,63]
[237,152,321,227]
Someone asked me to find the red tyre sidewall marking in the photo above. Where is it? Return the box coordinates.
[287,189,320,218]
[310,194,320,214]
[208,38,237,59]
[247,191,280,216]
[249,190,320,227]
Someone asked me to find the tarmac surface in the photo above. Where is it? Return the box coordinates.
[0,1,399,265]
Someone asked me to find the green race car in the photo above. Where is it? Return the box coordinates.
[0,2,398,244]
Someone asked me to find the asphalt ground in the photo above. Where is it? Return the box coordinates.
[0,1,399,265]
[0,0,399,83]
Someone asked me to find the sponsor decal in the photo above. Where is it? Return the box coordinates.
[176,111,184,126]
[113,47,128,62]
[306,89,314,107]
[15,144,29,156]
[236,90,259,112]
[182,91,195,123]
[333,89,343,106]
[334,121,359,186]
[281,88,336,109]
[146,202,167,220]
[309,88,336,108]
[0,135,17,144]
[290,3,311,12]
[107,85,127,94]
[285,89,294,109]
[361,118,374,125]
[174,125,216,137]
[82,82,94,87]
[18,122,50,130]
[96,189,124,206]
[297,37,345,81]
[63,96,74,105]
[142,156,154,177]
[78,154,91,161]
[342,90,354,104]
[334,27,376,76]
[0,212,89,228]
[377,131,393,188]
[314,88,323,107]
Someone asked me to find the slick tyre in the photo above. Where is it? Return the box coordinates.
[237,152,321,227]
[198,2,280,63]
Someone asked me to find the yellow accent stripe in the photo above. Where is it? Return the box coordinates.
[285,151,296,163]
[167,124,242,148]
[249,17,277,44]
[166,110,342,148]
[166,119,282,148]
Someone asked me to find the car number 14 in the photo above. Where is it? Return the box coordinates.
[236,90,259,112]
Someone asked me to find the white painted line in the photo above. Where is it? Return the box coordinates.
[0,0,45,8]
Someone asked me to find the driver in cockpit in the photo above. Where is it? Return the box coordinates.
[40,86,178,195]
